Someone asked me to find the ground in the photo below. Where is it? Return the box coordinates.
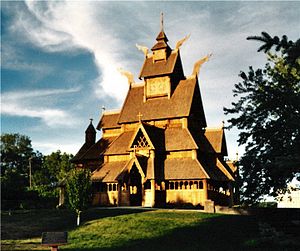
[1,208,300,251]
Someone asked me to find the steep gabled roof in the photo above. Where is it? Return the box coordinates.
[117,156,147,181]
[226,160,238,173]
[199,157,231,182]
[97,111,121,130]
[91,160,129,182]
[72,137,116,163]
[165,127,198,151]
[139,50,178,78]
[91,155,150,182]
[216,158,235,181]
[205,127,228,155]
[72,143,91,163]
[164,158,209,180]
[104,131,135,155]
[118,77,197,123]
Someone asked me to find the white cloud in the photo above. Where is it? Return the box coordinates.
[4,1,299,158]
[1,88,80,128]
[32,141,81,155]
[10,1,130,104]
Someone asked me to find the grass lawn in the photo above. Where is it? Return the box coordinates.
[1,208,299,251]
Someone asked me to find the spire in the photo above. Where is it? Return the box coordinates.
[85,118,96,146]
[151,13,170,52]
[160,12,164,32]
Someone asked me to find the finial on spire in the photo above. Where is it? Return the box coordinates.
[160,12,164,31]
[222,120,225,128]
[90,118,93,124]
[101,106,106,114]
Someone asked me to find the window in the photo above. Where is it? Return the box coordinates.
[184,181,189,189]
[144,180,151,190]
[170,182,174,190]
[180,181,183,190]
[199,181,203,189]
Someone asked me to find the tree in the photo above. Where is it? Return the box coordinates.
[1,133,42,201]
[66,169,92,226]
[224,32,300,204]
[34,151,74,197]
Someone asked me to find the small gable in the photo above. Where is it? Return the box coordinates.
[97,111,121,130]
[205,128,228,156]
[129,124,155,150]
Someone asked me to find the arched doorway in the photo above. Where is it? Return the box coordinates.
[128,164,142,206]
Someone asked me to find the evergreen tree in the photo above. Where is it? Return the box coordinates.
[224,32,300,204]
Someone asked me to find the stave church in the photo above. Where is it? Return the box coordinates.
[72,18,238,209]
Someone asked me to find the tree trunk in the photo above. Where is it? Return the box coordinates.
[77,211,81,226]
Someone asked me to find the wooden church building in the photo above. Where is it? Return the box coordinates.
[72,21,238,208]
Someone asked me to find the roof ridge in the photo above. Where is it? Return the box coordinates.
[206,127,223,131]
[103,109,121,115]
[131,82,145,88]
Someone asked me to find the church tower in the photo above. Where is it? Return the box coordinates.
[140,17,185,100]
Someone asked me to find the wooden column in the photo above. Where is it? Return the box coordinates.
[228,182,234,207]
[150,180,155,207]
[117,182,122,206]
[203,179,208,201]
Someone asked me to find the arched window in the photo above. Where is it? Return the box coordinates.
[108,184,112,191]
[170,182,174,190]
[113,184,117,191]
[189,181,193,189]
[193,181,198,189]
[144,180,151,190]
[199,181,203,189]
[184,181,189,189]
[180,181,183,190]
[165,181,169,190]
[175,182,179,190]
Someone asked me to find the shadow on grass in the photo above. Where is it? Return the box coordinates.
[61,215,262,251]
[1,207,153,240]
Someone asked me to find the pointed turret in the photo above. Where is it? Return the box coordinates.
[85,119,96,147]
[151,30,170,52]
[151,13,171,60]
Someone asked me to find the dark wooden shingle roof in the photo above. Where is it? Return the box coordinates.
[205,128,228,155]
[118,77,197,123]
[165,127,198,151]
[139,51,178,78]
[72,137,117,163]
[91,161,128,182]
[164,158,209,180]
[104,131,135,155]
[97,112,121,130]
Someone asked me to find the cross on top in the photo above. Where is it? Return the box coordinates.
[137,112,143,122]
[160,12,164,31]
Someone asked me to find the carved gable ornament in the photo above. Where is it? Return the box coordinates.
[129,124,155,150]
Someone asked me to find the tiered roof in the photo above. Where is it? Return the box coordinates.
[118,78,197,123]
[73,24,235,184]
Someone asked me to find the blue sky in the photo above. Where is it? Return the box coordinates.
[1,1,300,159]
